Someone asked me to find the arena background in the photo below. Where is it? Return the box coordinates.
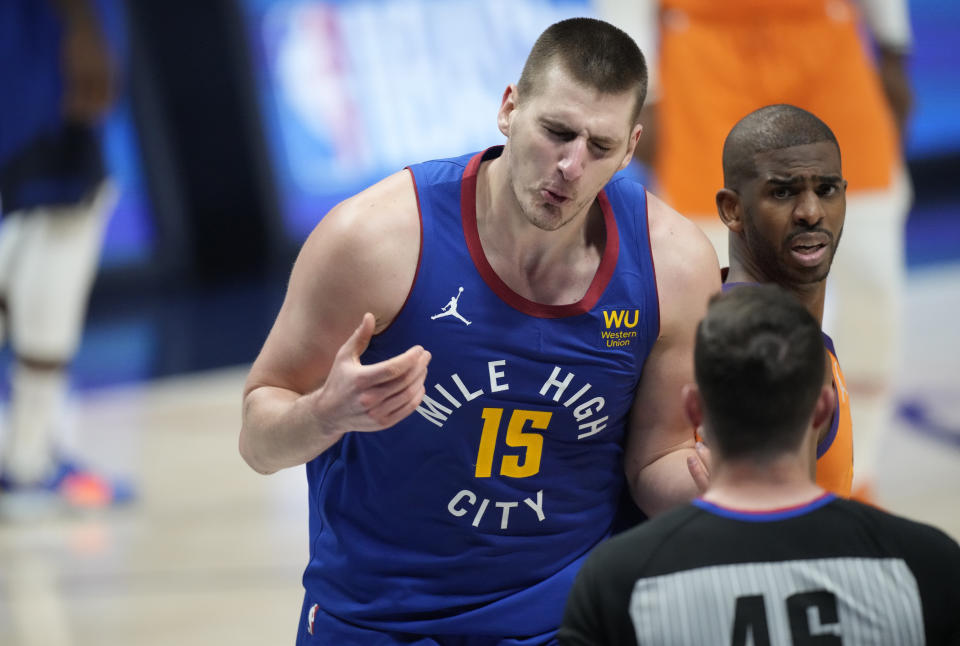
[0,0,957,644]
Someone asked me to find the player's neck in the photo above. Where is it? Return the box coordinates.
[476,155,604,304]
[702,456,823,511]
[726,257,826,324]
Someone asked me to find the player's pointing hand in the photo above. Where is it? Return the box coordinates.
[311,313,431,437]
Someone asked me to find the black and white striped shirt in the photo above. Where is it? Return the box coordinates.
[559,494,960,645]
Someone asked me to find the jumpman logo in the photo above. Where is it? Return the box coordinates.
[431,286,471,326]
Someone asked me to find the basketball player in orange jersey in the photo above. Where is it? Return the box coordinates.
[596,0,912,500]
[686,105,853,496]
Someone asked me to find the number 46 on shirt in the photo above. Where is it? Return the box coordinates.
[733,590,840,645]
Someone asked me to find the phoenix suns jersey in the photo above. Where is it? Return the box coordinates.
[817,333,854,496]
[302,147,661,636]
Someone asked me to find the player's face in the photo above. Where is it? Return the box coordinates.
[498,64,641,231]
[740,142,846,286]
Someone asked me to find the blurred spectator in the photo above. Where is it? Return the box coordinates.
[0,0,131,515]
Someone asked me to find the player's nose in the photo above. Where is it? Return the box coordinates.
[557,138,586,182]
[793,188,825,226]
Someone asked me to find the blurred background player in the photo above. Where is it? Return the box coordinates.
[596,0,914,500]
[559,284,960,646]
[0,0,132,513]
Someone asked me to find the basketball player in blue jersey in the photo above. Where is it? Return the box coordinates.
[240,18,719,644]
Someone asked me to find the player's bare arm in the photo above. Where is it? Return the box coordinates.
[624,192,721,516]
[239,170,430,474]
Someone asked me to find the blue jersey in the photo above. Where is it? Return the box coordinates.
[303,147,660,637]
[0,0,62,167]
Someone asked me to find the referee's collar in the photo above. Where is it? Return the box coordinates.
[692,492,836,522]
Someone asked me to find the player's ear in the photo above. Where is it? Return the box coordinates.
[498,84,519,137]
[811,384,836,433]
[617,123,643,171]
[716,188,743,234]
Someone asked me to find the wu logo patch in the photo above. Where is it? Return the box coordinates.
[431,286,471,326]
[601,309,639,348]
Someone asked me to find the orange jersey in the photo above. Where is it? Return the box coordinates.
[817,333,854,496]
[656,0,900,217]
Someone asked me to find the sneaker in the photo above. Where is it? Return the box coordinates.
[0,458,135,520]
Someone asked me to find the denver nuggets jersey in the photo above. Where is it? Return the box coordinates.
[302,147,660,636]
[721,281,854,497]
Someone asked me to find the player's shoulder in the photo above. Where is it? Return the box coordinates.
[309,169,420,253]
[644,191,721,317]
[408,149,476,177]
[335,169,418,225]
[646,191,716,259]
[292,169,421,326]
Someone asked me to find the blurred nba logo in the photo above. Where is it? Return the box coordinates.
[307,603,318,635]
[273,3,365,173]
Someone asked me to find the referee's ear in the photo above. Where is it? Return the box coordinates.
[810,384,836,436]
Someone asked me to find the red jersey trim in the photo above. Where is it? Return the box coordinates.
[460,147,619,319]
[643,194,662,339]
[376,167,424,336]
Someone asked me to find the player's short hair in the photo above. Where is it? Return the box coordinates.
[517,17,648,124]
[722,104,840,189]
[695,284,826,458]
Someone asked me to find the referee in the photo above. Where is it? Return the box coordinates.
[559,284,960,645]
